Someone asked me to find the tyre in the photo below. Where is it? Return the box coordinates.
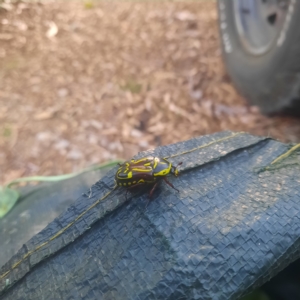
[217,0,300,114]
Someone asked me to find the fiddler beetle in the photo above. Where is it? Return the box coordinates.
[115,156,182,199]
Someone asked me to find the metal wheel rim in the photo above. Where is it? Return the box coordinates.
[233,0,291,55]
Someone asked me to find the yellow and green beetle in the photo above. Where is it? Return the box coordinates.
[115,156,182,198]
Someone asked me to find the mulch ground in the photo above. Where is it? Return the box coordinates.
[1,0,300,185]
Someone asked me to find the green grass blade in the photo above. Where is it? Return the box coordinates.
[0,187,19,218]
[6,160,124,188]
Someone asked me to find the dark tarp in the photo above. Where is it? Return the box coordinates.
[0,168,111,269]
[1,131,300,300]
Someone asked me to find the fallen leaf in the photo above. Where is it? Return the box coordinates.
[0,3,13,11]
[175,11,196,21]
[46,21,58,38]
[67,149,83,160]
[34,110,56,120]
[0,33,13,40]
[57,87,69,98]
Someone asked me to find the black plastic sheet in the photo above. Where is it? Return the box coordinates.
[1,131,300,300]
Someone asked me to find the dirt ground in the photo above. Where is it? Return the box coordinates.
[1,0,300,185]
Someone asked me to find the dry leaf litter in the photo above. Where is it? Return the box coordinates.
[1,1,300,185]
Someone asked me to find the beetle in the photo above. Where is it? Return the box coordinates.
[115,156,182,199]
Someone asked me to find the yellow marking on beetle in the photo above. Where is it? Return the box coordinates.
[154,164,171,176]
[154,170,167,176]
[165,132,243,159]
[138,179,145,183]
[128,182,131,185]
[116,175,127,180]
[174,168,179,176]
[119,183,122,186]
[123,183,127,186]
[144,162,151,166]
[0,186,117,281]
[153,157,159,169]
[131,168,152,173]
[131,157,152,164]
[116,170,132,180]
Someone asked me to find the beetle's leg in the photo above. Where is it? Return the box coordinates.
[125,183,143,200]
[149,182,159,198]
[145,182,159,209]
[163,177,179,193]
[125,186,136,201]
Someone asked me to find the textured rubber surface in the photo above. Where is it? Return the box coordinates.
[1,131,300,299]
[217,0,300,114]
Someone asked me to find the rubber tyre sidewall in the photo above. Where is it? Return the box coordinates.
[217,0,300,114]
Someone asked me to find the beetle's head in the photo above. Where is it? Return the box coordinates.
[172,162,182,177]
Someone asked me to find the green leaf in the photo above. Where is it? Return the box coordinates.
[83,0,94,9]
[0,186,19,218]
[121,80,142,94]
[241,289,270,300]
[0,159,124,219]
[7,160,124,188]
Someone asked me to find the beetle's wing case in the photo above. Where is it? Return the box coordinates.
[115,157,155,187]
[130,156,154,166]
